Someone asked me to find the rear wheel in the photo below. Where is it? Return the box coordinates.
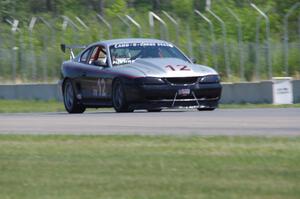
[112,79,133,112]
[63,79,85,114]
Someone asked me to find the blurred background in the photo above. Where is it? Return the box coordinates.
[0,0,299,83]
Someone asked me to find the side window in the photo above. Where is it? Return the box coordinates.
[89,47,99,64]
[97,48,107,62]
[88,46,107,66]
[80,49,91,63]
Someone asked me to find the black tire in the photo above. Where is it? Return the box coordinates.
[112,79,133,112]
[197,107,215,111]
[147,109,162,112]
[63,79,85,114]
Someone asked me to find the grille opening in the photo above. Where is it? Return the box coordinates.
[165,77,198,85]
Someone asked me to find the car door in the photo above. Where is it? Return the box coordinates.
[68,47,93,100]
[80,45,110,100]
[73,47,92,99]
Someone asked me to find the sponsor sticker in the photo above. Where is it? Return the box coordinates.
[178,88,190,96]
[114,42,173,48]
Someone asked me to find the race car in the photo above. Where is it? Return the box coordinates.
[60,38,222,113]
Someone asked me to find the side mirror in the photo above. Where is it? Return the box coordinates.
[190,58,197,64]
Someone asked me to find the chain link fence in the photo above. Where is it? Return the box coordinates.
[0,11,299,84]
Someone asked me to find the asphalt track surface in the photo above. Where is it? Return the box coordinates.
[0,108,299,136]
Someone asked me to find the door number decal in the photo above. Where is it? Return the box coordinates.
[97,78,107,97]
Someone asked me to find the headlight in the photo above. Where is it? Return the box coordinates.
[135,77,165,85]
[199,75,220,83]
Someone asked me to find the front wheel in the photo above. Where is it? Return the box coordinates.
[112,79,133,112]
[63,79,85,114]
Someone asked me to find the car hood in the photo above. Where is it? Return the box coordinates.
[114,58,218,78]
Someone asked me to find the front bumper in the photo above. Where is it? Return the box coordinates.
[124,82,222,109]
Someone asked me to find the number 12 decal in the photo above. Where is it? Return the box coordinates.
[97,78,106,97]
[165,64,191,71]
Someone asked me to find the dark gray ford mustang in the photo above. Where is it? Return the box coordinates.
[60,38,222,113]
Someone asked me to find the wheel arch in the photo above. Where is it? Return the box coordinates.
[111,76,124,93]
[61,77,70,94]
[111,76,134,112]
[62,77,81,97]
[62,77,86,114]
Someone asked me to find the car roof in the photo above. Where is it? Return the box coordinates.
[88,38,171,47]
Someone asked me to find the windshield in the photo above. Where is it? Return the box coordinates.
[109,42,190,66]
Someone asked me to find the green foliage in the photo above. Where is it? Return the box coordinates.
[171,0,193,19]
[105,0,128,17]
[0,0,13,17]
[0,0,300,83]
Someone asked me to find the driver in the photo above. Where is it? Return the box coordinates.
[141,47,163,58]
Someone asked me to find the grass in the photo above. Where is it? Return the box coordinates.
[0,99,299,113]
[0,135,299,199]
[219,103,300,109]
[0,100,65,113]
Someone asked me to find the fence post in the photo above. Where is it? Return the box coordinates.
[194,10,218,70]
[162,11,179,45]
[117,15,131,37]
[40,17,57,81]
[283,2,300,75]
[149,11,169,40]
[207,9,231,78]
[251,3,272,79]
[75,16,89,30]
[298,15,300,41]
[28,17,39,82]
[7,18,31,83]
[255,15,262,80]
[12,20,19,83]
[29,17,56,82]
[5,18,20,83]
[0,24,2,81]
[75,16,89,39]
[6,19,19,83]
[96,14,112,39]
[62,16,80,44]
[61,16,82,60]
[226,7,245,81]
[125,15,142,37]
[186,24,193,58]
